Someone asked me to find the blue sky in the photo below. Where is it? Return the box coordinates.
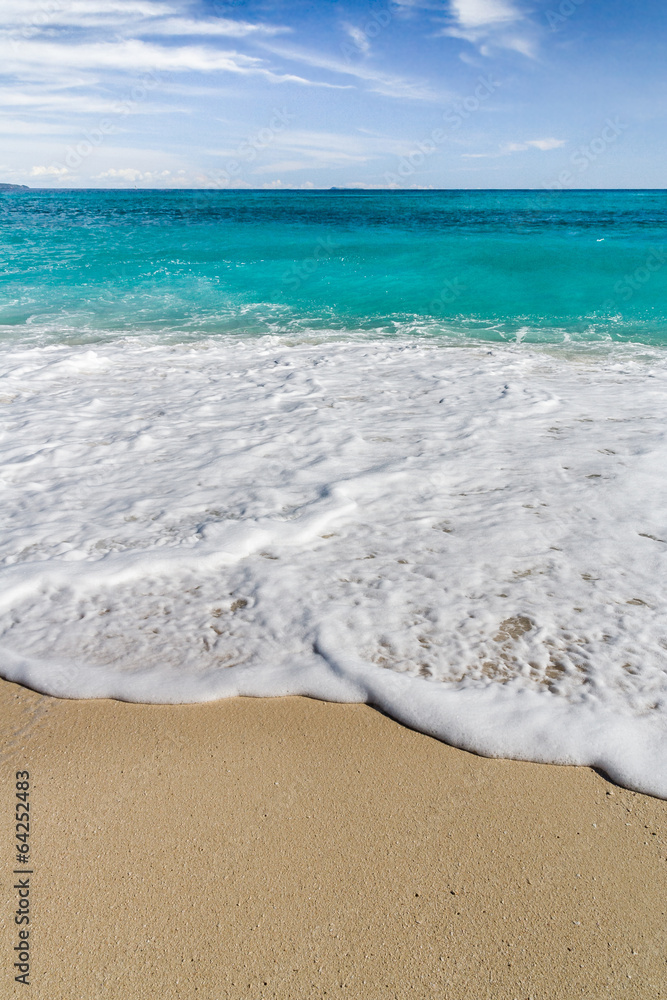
[0,0,665,188]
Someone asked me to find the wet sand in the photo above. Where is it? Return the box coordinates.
[1,677,665,998]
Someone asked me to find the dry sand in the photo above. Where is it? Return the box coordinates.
[1,676,666,999]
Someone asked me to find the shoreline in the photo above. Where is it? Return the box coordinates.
[3,335,667,799]
[1,677,665,998]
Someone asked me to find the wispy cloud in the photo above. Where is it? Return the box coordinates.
[5,37,237,73]
[462,137,566,157]
[259,43,440,101]
[441,0,538,58]
[525,137,565,150]
[1,0,285,35]
[0,0,656,190]
[1,0,343,100]
[342,23,371,56]
[207,128,414,175]
[95,167,172,181]
[0,86,178,116]
[450,0,521,29]
[0,118,72,135]
[0,0,173,21]
[133,17,290,38]
[30,164,69,176]
[4,38,348,88]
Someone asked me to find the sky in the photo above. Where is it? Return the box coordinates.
[0,0,665,189]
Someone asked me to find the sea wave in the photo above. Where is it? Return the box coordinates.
[1,335,666,796]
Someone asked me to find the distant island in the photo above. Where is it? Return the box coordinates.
[0,183,29,191]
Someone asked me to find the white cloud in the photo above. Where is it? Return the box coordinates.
[30,164,69,176]
[506,138,566,152]
[526,137,565,150]
[390,1,447,11]
[0,0,173,23]
[4,38,348,88]
[1,2,289,42]
[462,137,566,157]
[0,1,354,186]
[95,167,172,181]
[450,0,520,29]
[442,0,537,58]
[243,128,420,174]
[134,17,289,38]
[6,38,257,73]
[259,43,440,101]
[0,86,179,116]
[0,0,284,32]
[252,160,322,174]
[258,179,319,189]
[343,23,370,56]
[0,118,71,134]
[500,35,536,57]
[1,1,305,91]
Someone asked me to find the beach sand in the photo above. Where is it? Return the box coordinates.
[1,676,665,999]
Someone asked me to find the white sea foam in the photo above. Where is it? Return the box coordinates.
[1,336,666,796]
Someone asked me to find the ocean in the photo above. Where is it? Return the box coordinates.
[1,189,666,797]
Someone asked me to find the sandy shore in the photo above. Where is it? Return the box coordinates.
[1,676,665,999]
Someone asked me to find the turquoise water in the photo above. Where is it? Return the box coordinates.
[1,189,666,345]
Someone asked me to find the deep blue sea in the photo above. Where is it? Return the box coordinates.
[1,189,666,346]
